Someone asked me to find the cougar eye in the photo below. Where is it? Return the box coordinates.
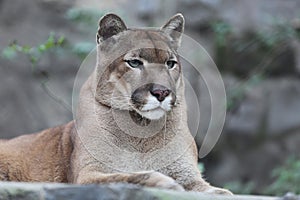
[166,60,177,69]
[125,59,143,68]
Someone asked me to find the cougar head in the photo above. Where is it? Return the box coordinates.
[94,13,184,120]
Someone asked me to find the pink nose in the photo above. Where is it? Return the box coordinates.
[150,85,170,102]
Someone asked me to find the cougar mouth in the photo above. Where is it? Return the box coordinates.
[136,107,167,120]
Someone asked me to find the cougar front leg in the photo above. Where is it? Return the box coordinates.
[188,176,233,195]
[160,157,233,195]
[75,170,184,191]
[165,165,232,195]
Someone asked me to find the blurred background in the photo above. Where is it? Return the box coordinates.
[0,0,300,196]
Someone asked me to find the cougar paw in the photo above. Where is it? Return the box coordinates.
[203,186,233,195]
[146,171,184,191]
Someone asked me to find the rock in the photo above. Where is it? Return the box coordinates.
[224,77,300,137]
[0,0,84,138]
[0,181,283,200]
[131,0,300,33]
[205,129,300,193]
[225,76,267,137]
[282,192,300,200]
[292,39,300,76]
[266,79,300,135]
[216,30,296,77]
[176,0,220,30]
[0,182,41,200]
[203,77,300,193]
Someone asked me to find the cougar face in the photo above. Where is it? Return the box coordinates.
[95,14,184,120]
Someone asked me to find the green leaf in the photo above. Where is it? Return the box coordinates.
[264,156,300,196]
[22,45,31,53]
[2,47,17,59]
[38,44,47,52]
[44,33,55,49]
[29,56,38,64]
[57,36,65,45]
[197,163,205,173]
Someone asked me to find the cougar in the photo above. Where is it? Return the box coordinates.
[0,13,232,195]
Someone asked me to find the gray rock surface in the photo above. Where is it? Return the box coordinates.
[225,78,300,137]
[0,0,83,138]
[0,182,290,200]
[204,77,300,192]
[135,0,300,34]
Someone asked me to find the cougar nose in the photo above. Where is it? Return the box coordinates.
[150,84,170,102]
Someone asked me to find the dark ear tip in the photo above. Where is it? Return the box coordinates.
[98,13,123,26]
[174,13,184,20]
[97,13,127,42]
[172,13,185,24]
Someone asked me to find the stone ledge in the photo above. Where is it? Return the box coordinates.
[0,182,297,200]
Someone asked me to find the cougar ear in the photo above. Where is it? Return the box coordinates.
[97,13,127,43]
[161,13,185,48]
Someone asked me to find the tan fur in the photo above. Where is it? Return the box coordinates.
[0,13,232,195]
